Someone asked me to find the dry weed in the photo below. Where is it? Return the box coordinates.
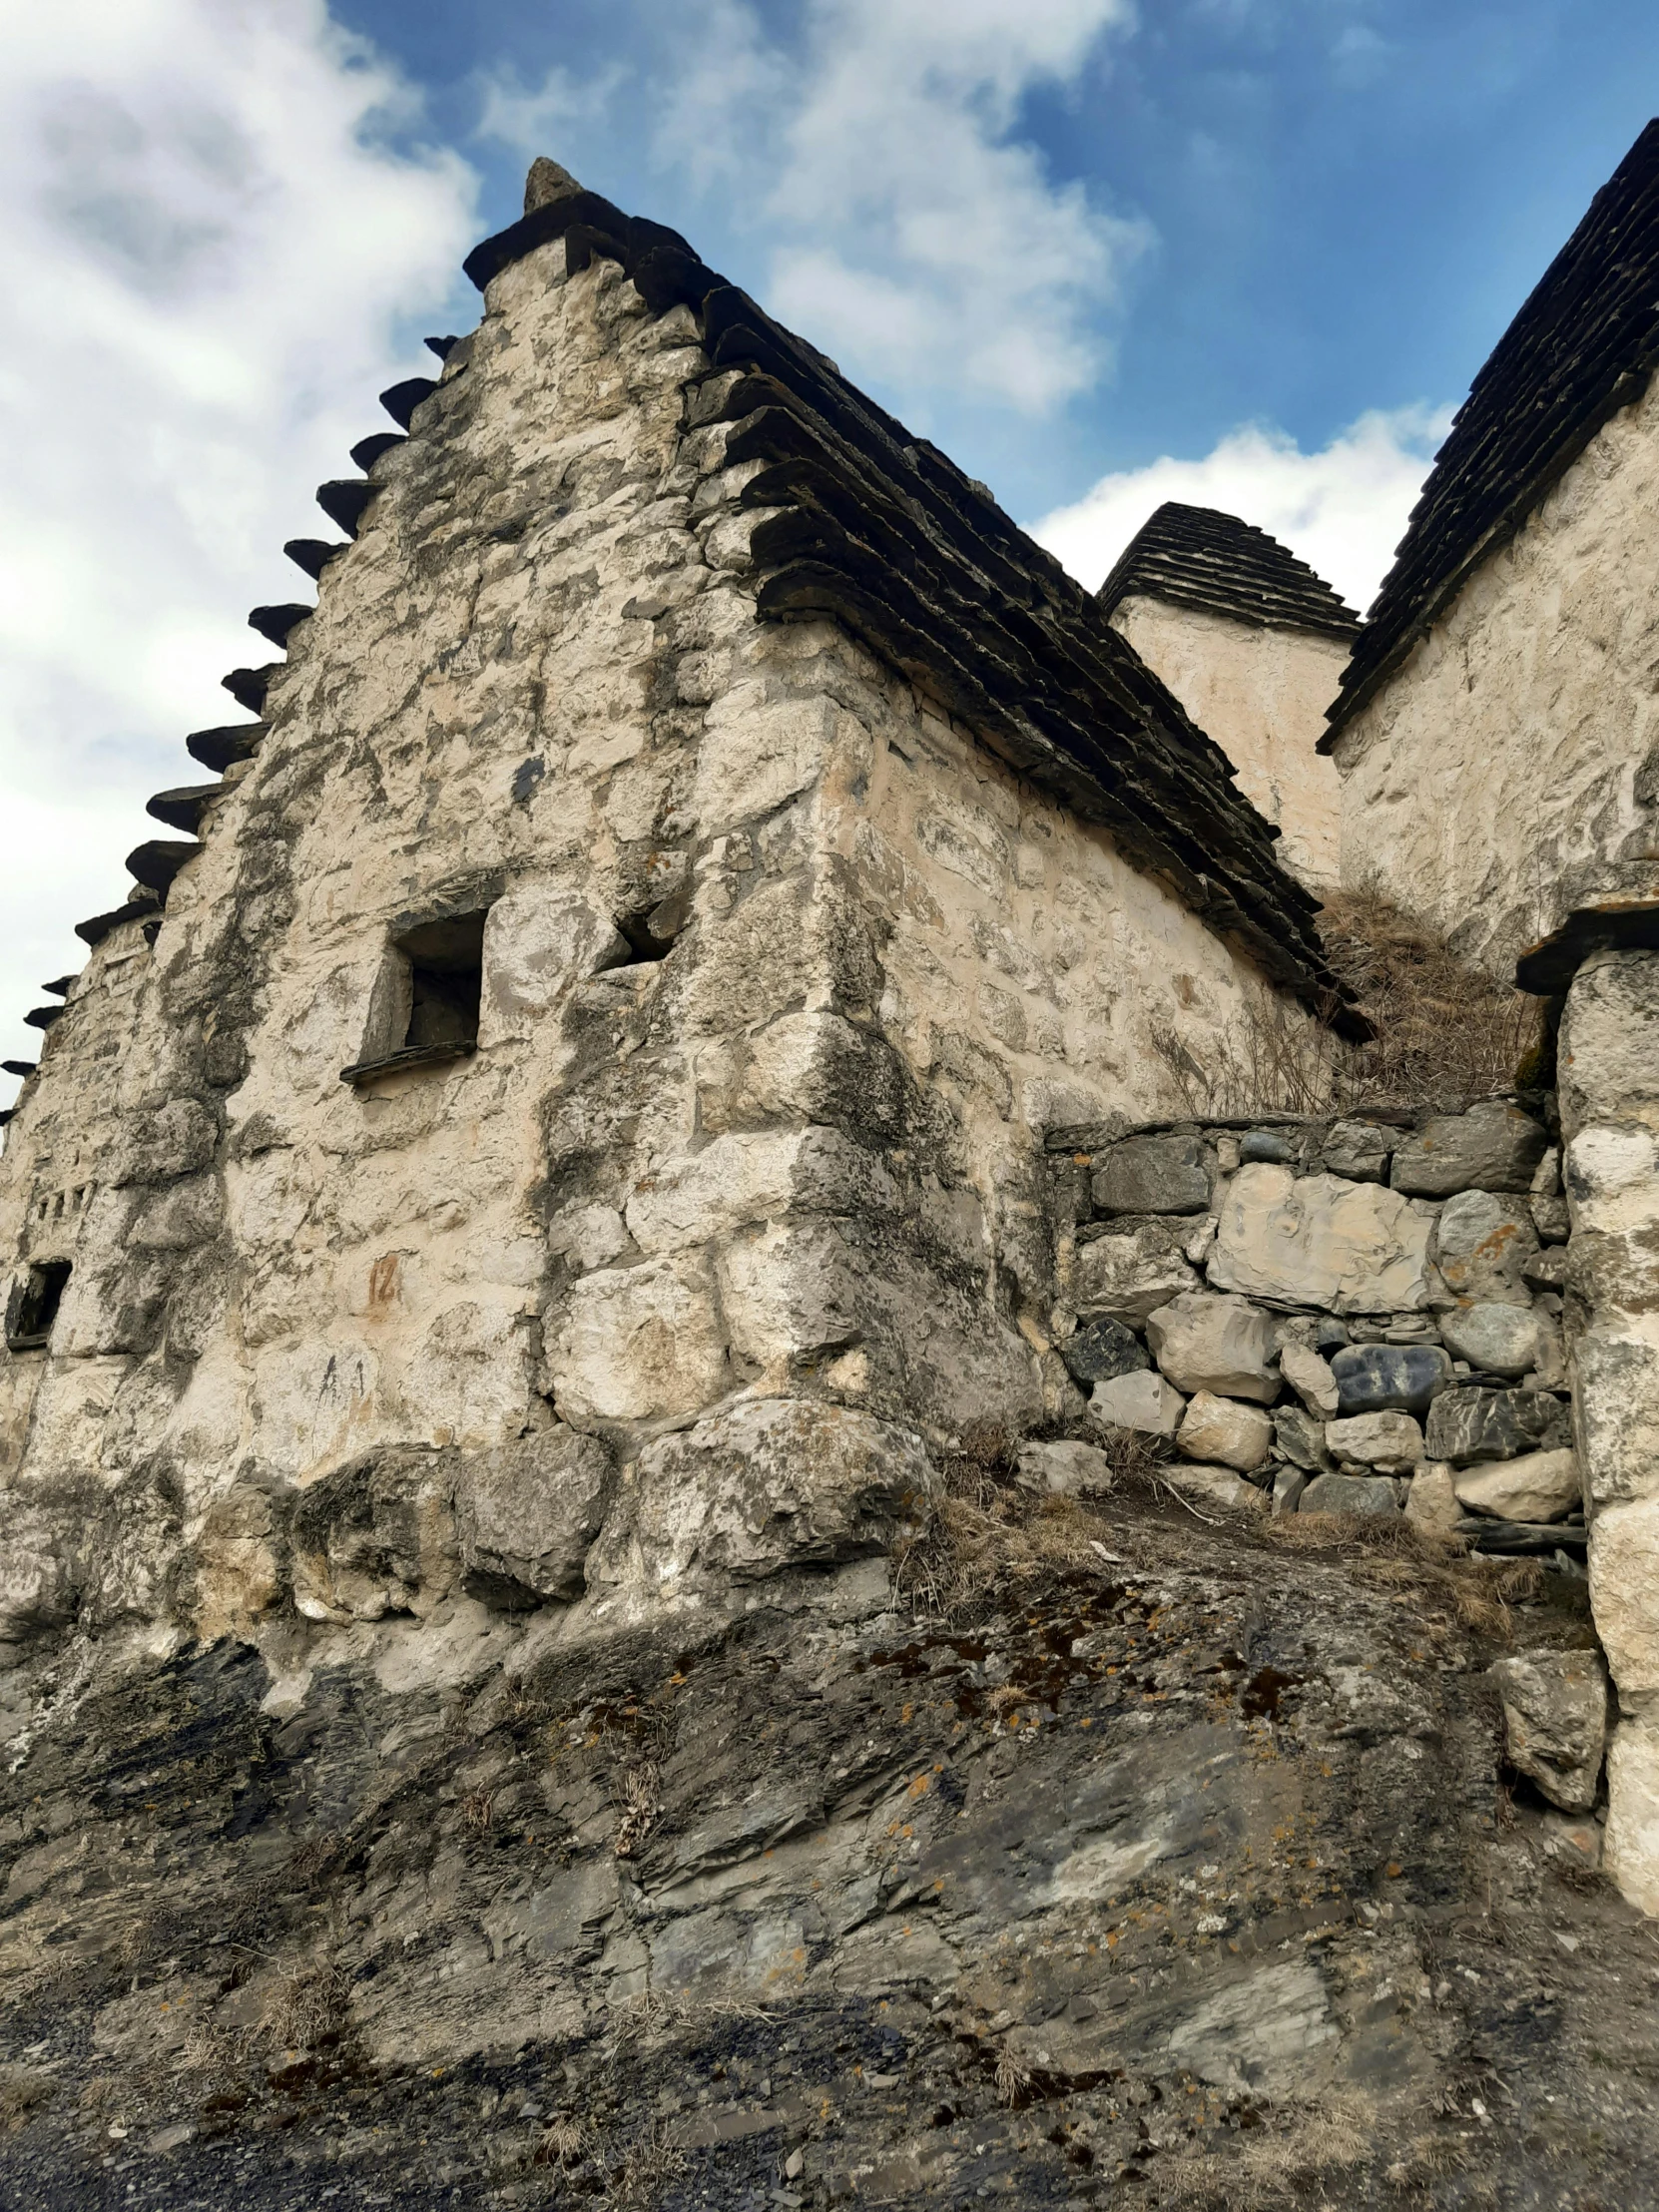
[259,1963,350,2053]
[461,1786,495,1835]
[0,2066,54,2135]
[993,2050,1032,2106]
[613,1762,661,1860]
[605,2120,687,2208]
[536,2116,586,2165]
[1263,1513,1529,1644]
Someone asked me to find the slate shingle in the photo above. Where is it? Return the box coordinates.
[1095,501,1358,639]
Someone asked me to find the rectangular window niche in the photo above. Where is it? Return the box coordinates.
[341,910,487,1088]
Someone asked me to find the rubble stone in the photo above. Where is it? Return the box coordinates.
[1091,1370,1185,1437]
[1439,1302,1545,1379]
[1389,1101,1549,1197]
[1320,1120,1393,1183]
[1208,1164,1433,1313]
[1326,1411,1425,1472]
[1606,1718,1659,1916]
[1330,1342,1451,1415]
[1092,1133,1211,1216]
[1489,1649,1610,1813]
[1453,1447,1581,1523]
[1273,1465,1310,1513]
[454,1427,613,1608]
[1280,1342,1339,1417]
[1016,1440,1117,1495]
[1425,1386,1573,1466]
[1428,1191,1540,1306]
[1300,1472,1398,1516]
[1403,1461,1463,1535]
[1274,1404,1335,1471]
[1177,1391,1274,1472]
[1163,1463,1270,1515]
[1058,1316,1149,1386]
[1145,1291,1280,1402]
[1073,1221,1200,1328]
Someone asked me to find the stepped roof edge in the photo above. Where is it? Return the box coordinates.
[467,184,1361,1028]
[1096,500,1359,640]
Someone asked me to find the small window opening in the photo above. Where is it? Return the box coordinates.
[398,912,486,1049]
[614,893,687,966]
[7,1260,71,1352]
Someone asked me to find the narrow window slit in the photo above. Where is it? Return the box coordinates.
[7,1259,71,1352]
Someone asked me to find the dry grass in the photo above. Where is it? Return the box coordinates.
[1263,1512,1541,1642]
[1318,887,1543,1114]
[1147,2094,1378,2210]
[258,1963,351,2053]
[0,2066,54,2136]
[612,1762,661,1860]
[1152,886,1544,1121]
[604,2121,688,2209]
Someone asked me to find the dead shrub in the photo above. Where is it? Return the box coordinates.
[605,2121,687,2208]
[259,1963,351,2053]
[613,1762,661,1860]
[0,2067,54,2135]
[1263,1511,1529,1644]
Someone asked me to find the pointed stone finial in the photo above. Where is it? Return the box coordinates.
[525,158,582,215]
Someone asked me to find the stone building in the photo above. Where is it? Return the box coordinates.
[3,138,1659,2202]
[1322,118,1659,1913]
[1097,500,1356,891]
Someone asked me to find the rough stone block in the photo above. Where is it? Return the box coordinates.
[1424,1385,1572,1466]
[1279,1342,1339,1417]
[1058,1316,1148,1386]
[1274,1404,1334,1471]
[1403,1461,1462,1535]
[0,1516,79,1653]
[1091,1370,1185,1437]
[1272,1466,1309,1514]
[1208,1165,1432,1314]
[1489,1649,1609,1813]
[1300,1472,1398,1517]
[1439,1302,1545,1379]
[1590,1497,1659,1697]
[1325,1411,1424,1472]
[1429,1191,1538,1307]
[1163,1463,1269,1516]
[1330,1342,1451,1415]
[454,1427,613,1608]
[1239,1131,1298,1166]
[1453,1447,1581,1523]
[1072,1220,1198,1328]
[1145,1291,1280,1402]
[1091,1133,1210,1217]
[1573,1323,1659,1504]
[547,1258,727,1422]
[1389,1101,1549,1197]
[1558,948,1659,1132]
[290,1446,458,1623]
[1016,1439,1116,1496]
[1606,1716,1659,1916]
[610,1398,930,1587]
[1177,1391,1273,1472]
[1319,1120,1392,1184]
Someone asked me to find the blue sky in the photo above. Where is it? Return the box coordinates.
[0,0,1656,1091]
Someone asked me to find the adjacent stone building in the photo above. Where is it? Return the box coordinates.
[1323,121,1659,1912]
[1098,500,1356,891]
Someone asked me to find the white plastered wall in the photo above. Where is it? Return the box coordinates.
[1108,595,1347,893]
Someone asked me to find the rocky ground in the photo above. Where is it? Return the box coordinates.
[0,1468,1652,2211]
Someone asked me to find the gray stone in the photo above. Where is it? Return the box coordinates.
[0,1517,78,1654]
[1091,1370,1185,1437]
[1177,1391,1274,1472]
[1239,1131,1299,1166]
[1529,1146,1571,1243]
[1390,1101,1549,1198]
[1429,1191,1539,1307]
[1320,1120,1393,1183]
[1208,1165,1432,1314]
[1314,1317,1351,1353]
[1145,1291,1280,1402]
[1424,1386,1573,1466]
[1326,1411,1424,1472]
[1523,1248,1568,1293]
[1058,1315,1149,1386]
[1438,1302,1544,1380]
[1453,1447,1581,1523]
[1274,1405,1334,1472]
[1016,1440,1117,1496]
[1072,1219,1199,1328]
[1300,1473,1399,1518]
[1272,1466,1310,1515]
[1330,1342,1451,1415]
[1489,1649,1610,1813]
[1092,1133,1211,1216]
[290,1447,460,1623]
[455,1427,614,1608]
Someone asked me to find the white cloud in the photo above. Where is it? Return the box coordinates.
[1027,405,1452,615]
[482,0,1145,415]
[0,0,477,1104]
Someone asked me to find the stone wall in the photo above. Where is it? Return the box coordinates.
[1327,376,1659,975]
[0,227,1330,1670]
[1108,593,1347,892]
[1051,1096,1588,1587]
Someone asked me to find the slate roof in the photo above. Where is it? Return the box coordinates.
[1325,118,1659,746]
[466,191,1361,1026]
[1095,501,1358,639]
